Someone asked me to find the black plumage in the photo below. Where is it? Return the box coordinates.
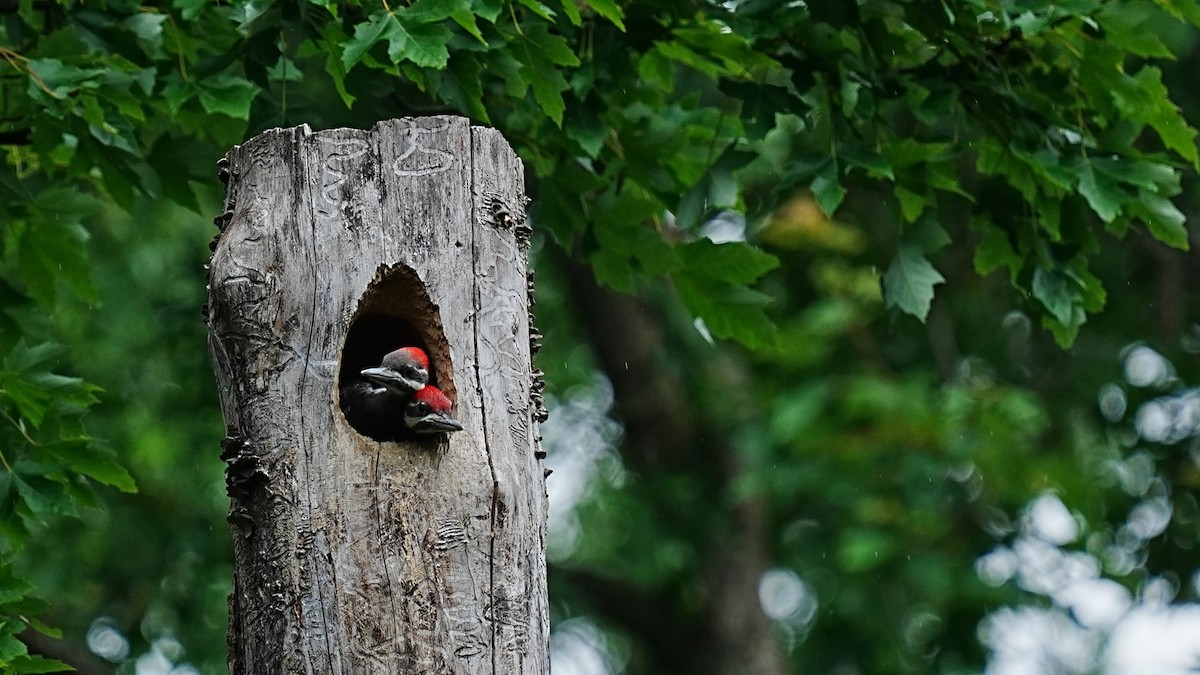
[339,379,408,441]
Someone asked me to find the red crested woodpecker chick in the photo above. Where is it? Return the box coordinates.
[360,346,429,395]
[341,345,429,441]
[404,386,463,435]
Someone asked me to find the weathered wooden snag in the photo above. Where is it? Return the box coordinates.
[206,117,548,674]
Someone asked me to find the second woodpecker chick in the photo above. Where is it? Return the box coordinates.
[360,346,430,395]
[404,386,464,435]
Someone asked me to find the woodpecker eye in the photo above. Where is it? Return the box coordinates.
[413,402,431,415]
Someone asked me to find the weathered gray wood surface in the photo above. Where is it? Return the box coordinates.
[206,117,548,674]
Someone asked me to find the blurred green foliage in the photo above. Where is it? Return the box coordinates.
[2,0,1200,672]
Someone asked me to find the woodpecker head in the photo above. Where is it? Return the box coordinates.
[404,385,463,434]
[360,346,429,396]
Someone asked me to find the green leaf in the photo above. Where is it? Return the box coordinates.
[973,223,1021,280]
[340,6,456,70]
[1011,146,1073,195]
[1075,266,1107,313]
[2,342,65,376]
[1,341,99,427]
[1092,157,1179,192]
[230,1,268,31]
[444,54,489,123]
[23,617,60,640]
[524,23,580,67]
[590,248,636,293]
[25,59,105,103]
[342,12,395,70]
[161,74,195,114]
[1041,312,1083,348]
[842,144,893,180]
[678,240,779,284]
[585,0,626,30]
[1031,263,1105,335]
[517,26,579,125]
[1135,190,1189,249]
[811,163,845,216]
[1158,0,1200,26]
[882,244,945,320]
[675,274,778,350]
[516,0,556,20]
[1077,161,1124,223]
[526,62,571,127]
[1111,66,1199,166]
[674,22,779,71]
[895,186,928,223]
[318,25,356,107]
[565,109,608,158]
[12,475,75,521]
[451,9,487,43]
[71,453,137,494]
[1103,21,1172,58]
[405,0,470,22]
[591,188,678,276]
[388,21,452,68]
[195,74,260,119]
[0,572,36,605]
[488,48,529,99]
[1032,268,1074,327]
[883,138,952,169]
[472,0,504,22]
[637,49,672,89]
[122,13,167,57]
[904,217,950,253]
[7,188,101,306]
[557,0,581,25]
[4,654,72,674]
[267,56,303,82]
[81,97,139,154]
[173,0,208,20]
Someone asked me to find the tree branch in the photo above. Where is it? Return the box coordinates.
[19,630,113,675]
[704,497,789,675]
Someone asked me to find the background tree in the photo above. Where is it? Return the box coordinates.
[3,1,1200,673]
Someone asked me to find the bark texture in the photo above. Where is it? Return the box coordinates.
[206,117,548,674]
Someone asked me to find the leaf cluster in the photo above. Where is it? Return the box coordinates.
[0,176,134,671]
[6,1,1192,347]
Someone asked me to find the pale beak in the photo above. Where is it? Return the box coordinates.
[417,413,464,433]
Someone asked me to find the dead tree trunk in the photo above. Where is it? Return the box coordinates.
[205,117,548,674]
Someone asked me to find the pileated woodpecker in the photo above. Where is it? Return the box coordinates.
[361,346,430,394]
[403,385,464,434]
[340,347,463,440]
[341,346,429,441]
